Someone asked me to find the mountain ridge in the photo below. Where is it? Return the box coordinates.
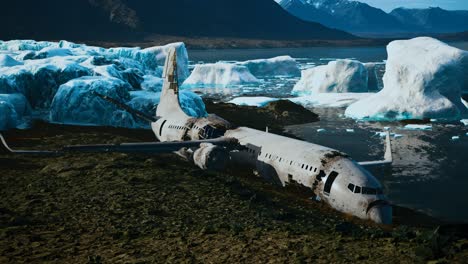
[276,0,468,36]
[0,0,355,42]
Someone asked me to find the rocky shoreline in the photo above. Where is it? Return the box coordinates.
[0,101,467,262]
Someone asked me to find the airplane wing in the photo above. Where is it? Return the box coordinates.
[0,134,238,155]
[358,131,393,167]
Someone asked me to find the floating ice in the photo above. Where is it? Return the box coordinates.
[317,129,326,133]
[237,56,300,77]
[461,119,468,126]
[383,127,390,131]
[290,93,373,108]
[452,136,460,141]
[183,63,260,88]
[393,134,404,139]
[345,37,468,121]
[430,119,438,122]
[346,129,355,133]
[228,97,280,107]
[293,59,369,94]
[375,132,387,138]
[403,124,432,131]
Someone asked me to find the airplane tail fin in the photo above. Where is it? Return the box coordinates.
[358,131,393,167]
[156,47,188,119]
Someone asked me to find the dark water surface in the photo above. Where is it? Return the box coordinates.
[189,42,468,222]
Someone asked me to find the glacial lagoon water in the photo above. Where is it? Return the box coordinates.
[188,42,468,222]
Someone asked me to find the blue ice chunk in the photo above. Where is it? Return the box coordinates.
[403,124,432,131]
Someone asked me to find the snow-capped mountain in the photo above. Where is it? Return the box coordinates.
[275,0,406,34]
[275,0,468,35]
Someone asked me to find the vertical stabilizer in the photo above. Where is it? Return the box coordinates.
[156,48,189,119]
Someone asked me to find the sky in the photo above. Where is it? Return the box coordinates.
[357,0,468,12]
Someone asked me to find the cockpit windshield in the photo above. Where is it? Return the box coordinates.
[348,183,383,195]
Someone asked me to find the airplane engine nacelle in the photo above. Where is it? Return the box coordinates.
[193,143,229,171]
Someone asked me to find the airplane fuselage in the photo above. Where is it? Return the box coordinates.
[152,117,392,224]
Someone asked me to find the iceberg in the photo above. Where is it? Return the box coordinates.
[0,93,31,130]
[345,37,468,121]
[228,97,280,107]
[237,56,300,77]
[50,77,207,128]
[183,63,260,88]
[293,59,369,94]
[0,40,190,82]
[0,55,23,67]
[364,62,385,91]
[0,56,92,108]
[49,76,136,127]
[141,75,163,92]
[0,101,18,131]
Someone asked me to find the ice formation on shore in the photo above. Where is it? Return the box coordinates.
[293,59,369,94]
[346,37,468,121]
[50,77,207,128]
[183,63,260,88]
[0,93,31,130]
[0,40,204,129]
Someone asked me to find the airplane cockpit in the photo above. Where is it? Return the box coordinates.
[347,183,384,195]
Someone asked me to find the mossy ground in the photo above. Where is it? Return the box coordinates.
[0,123,467,263]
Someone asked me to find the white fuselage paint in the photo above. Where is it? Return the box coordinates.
[152,118,392,224]
[151,47,392,224]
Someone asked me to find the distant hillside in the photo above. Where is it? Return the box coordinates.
[0,0,355,42]
[276,0,468,36]
[390,7,468,33]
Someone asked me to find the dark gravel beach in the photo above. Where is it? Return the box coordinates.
[0,103,467,263]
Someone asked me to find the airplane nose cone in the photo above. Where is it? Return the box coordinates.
[367,203,392,225]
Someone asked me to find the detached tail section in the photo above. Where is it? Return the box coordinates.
[156,48,189,119]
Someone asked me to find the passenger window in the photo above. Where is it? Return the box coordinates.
[354,186,361,194]
[348,183,355,192]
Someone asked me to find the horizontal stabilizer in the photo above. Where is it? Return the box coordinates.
[358,131,393,167]
[0,133,238,155]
